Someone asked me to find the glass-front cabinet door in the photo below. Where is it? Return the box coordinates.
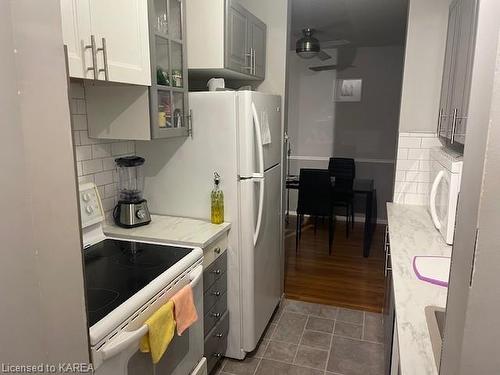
[149,0,189,138]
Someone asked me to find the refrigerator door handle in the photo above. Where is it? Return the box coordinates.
[254,177,265,245]
[251,102,265,179]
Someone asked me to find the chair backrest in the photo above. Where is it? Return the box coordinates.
[328,157,355,180]
[297,169,332,216]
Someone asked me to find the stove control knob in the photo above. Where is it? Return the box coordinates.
[85,205,94,214]
[136,209,146,220]
[82,193,91,202]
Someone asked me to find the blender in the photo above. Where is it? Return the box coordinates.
[113,156,151,228]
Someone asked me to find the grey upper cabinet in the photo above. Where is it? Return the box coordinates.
[437,0,478,153]
[186,0,266,81]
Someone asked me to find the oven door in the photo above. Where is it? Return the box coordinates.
[93,264,204,375]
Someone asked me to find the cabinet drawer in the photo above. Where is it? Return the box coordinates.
[203,234,228,269]
[204,291,227,336]
[203,250,227,292]
[204,271,227,314]
[205,311,229,374]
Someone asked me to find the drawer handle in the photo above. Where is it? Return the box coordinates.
[211,312,221,318]
[214,247,221,254]
[213,353,223,358]
[214,333,224,339]
[211,291,221,297]
[211,269,221,275]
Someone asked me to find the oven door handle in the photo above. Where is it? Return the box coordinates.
[100,324,148,361]
[189,264,203,288]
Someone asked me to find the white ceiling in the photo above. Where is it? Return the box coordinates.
[291,0,408,48]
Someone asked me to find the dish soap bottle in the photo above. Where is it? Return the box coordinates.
[211,172,224,224]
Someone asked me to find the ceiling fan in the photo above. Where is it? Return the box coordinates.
[295,28,350,61]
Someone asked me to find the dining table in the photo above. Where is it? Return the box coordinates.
[285,174,377,257]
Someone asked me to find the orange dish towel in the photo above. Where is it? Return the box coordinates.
[139,300,176,364]
[172,284,198,335]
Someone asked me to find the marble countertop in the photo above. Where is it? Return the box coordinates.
[104,215,231,248]
[386,203,452,375]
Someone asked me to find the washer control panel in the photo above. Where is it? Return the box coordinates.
[79,183,105,228]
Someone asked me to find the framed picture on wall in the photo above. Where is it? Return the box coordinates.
[334,79,362,102]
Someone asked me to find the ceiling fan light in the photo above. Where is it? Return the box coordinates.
[296,28,320,59]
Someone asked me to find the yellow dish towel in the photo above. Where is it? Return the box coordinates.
[139,300,176,364]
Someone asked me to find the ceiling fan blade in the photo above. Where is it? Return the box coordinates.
[321,39,350,49]
[317,50,332,61]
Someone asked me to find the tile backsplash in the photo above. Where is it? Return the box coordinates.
[69,80,135,217]
[393,132,441,205]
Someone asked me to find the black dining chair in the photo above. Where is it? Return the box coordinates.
[328,158,355,238]
[296,168,335,254]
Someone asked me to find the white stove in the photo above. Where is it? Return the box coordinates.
[79,183,206,375]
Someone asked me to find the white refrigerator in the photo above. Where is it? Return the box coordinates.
[137,91,283,359]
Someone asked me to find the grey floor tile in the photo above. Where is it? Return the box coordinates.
[284,299,322,316]
[334,321,363,340]
[300,330,332,350]
[306,316,335,333]
[263,323,277,340]
[272,312,308,344]
[316,305,339,320]
[263,340,298,363]
[327,336,384,375]
[248,339,269,359]
[255,359,324,375]
[294,345,329,370]
[222,357,260,375]
[337,308,364,325]
[363,312,384,343]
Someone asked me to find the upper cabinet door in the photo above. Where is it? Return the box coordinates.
[248,15,266,79]
[88,0,151,85]
[226,1,251,74]
[60,0,93,79]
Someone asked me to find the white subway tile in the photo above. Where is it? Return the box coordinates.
[398,136,421,148]
[76,162,83,176]
[101,197,116,212]
[408,148,430,160]
[79,131,95,146]
[419,160,431,172]
[405,194,428,206]
[396,159,419,171]
[113,170,120,183]
[104,183,117,198]
[111,142,129,156]
[417,182,430,194]
[395,170,406,181]
[76,145,92,161]
[97,185,105,198]
[395,181,418,194]
[406,171,431,183]
[78,175,95,185]
[127,141,135,154]
[393,192,405,204]
[397,148,408,160]
[92,143,111,158]
[94,171,114,186]
[71,99,86,115]
[72,131,81,146]
[82,159,103,175]
[421,137,442,148]
[102,157,117,171]
[72,114,87,131]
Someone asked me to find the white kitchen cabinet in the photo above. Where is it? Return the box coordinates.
[186,0,266,81]
[60,0,151,86]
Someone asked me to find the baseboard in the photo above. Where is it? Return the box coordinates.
[286,211,387,225]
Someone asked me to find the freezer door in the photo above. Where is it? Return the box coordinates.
[239,164,281,352]
[238,92,282,178]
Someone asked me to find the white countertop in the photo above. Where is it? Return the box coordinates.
[386,203,452,375]
[104,215,231,248]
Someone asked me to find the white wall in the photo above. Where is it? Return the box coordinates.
[398,0,452,132]
[1,0,89,366]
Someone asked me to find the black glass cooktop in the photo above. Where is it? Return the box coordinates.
[84,239,192,327]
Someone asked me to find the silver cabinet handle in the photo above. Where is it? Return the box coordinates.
[187,109,193,137]
[211,291,221,297]
[214,333,224,338]
[212,353,223,358]
[211,312,221,318]
[450,108,467,144]
[211,269,221,275]
[252,48,256,75]
[214,247,221,255]
[85,35,98,79]
[97,37,109,81]
[244,49,253,72]
[437,108,448,135]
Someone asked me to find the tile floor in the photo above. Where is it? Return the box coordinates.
[214,299,385,375]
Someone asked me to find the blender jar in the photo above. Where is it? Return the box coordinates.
[115,156,145,203]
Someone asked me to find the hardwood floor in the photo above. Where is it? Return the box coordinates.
[284,216,386,313]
